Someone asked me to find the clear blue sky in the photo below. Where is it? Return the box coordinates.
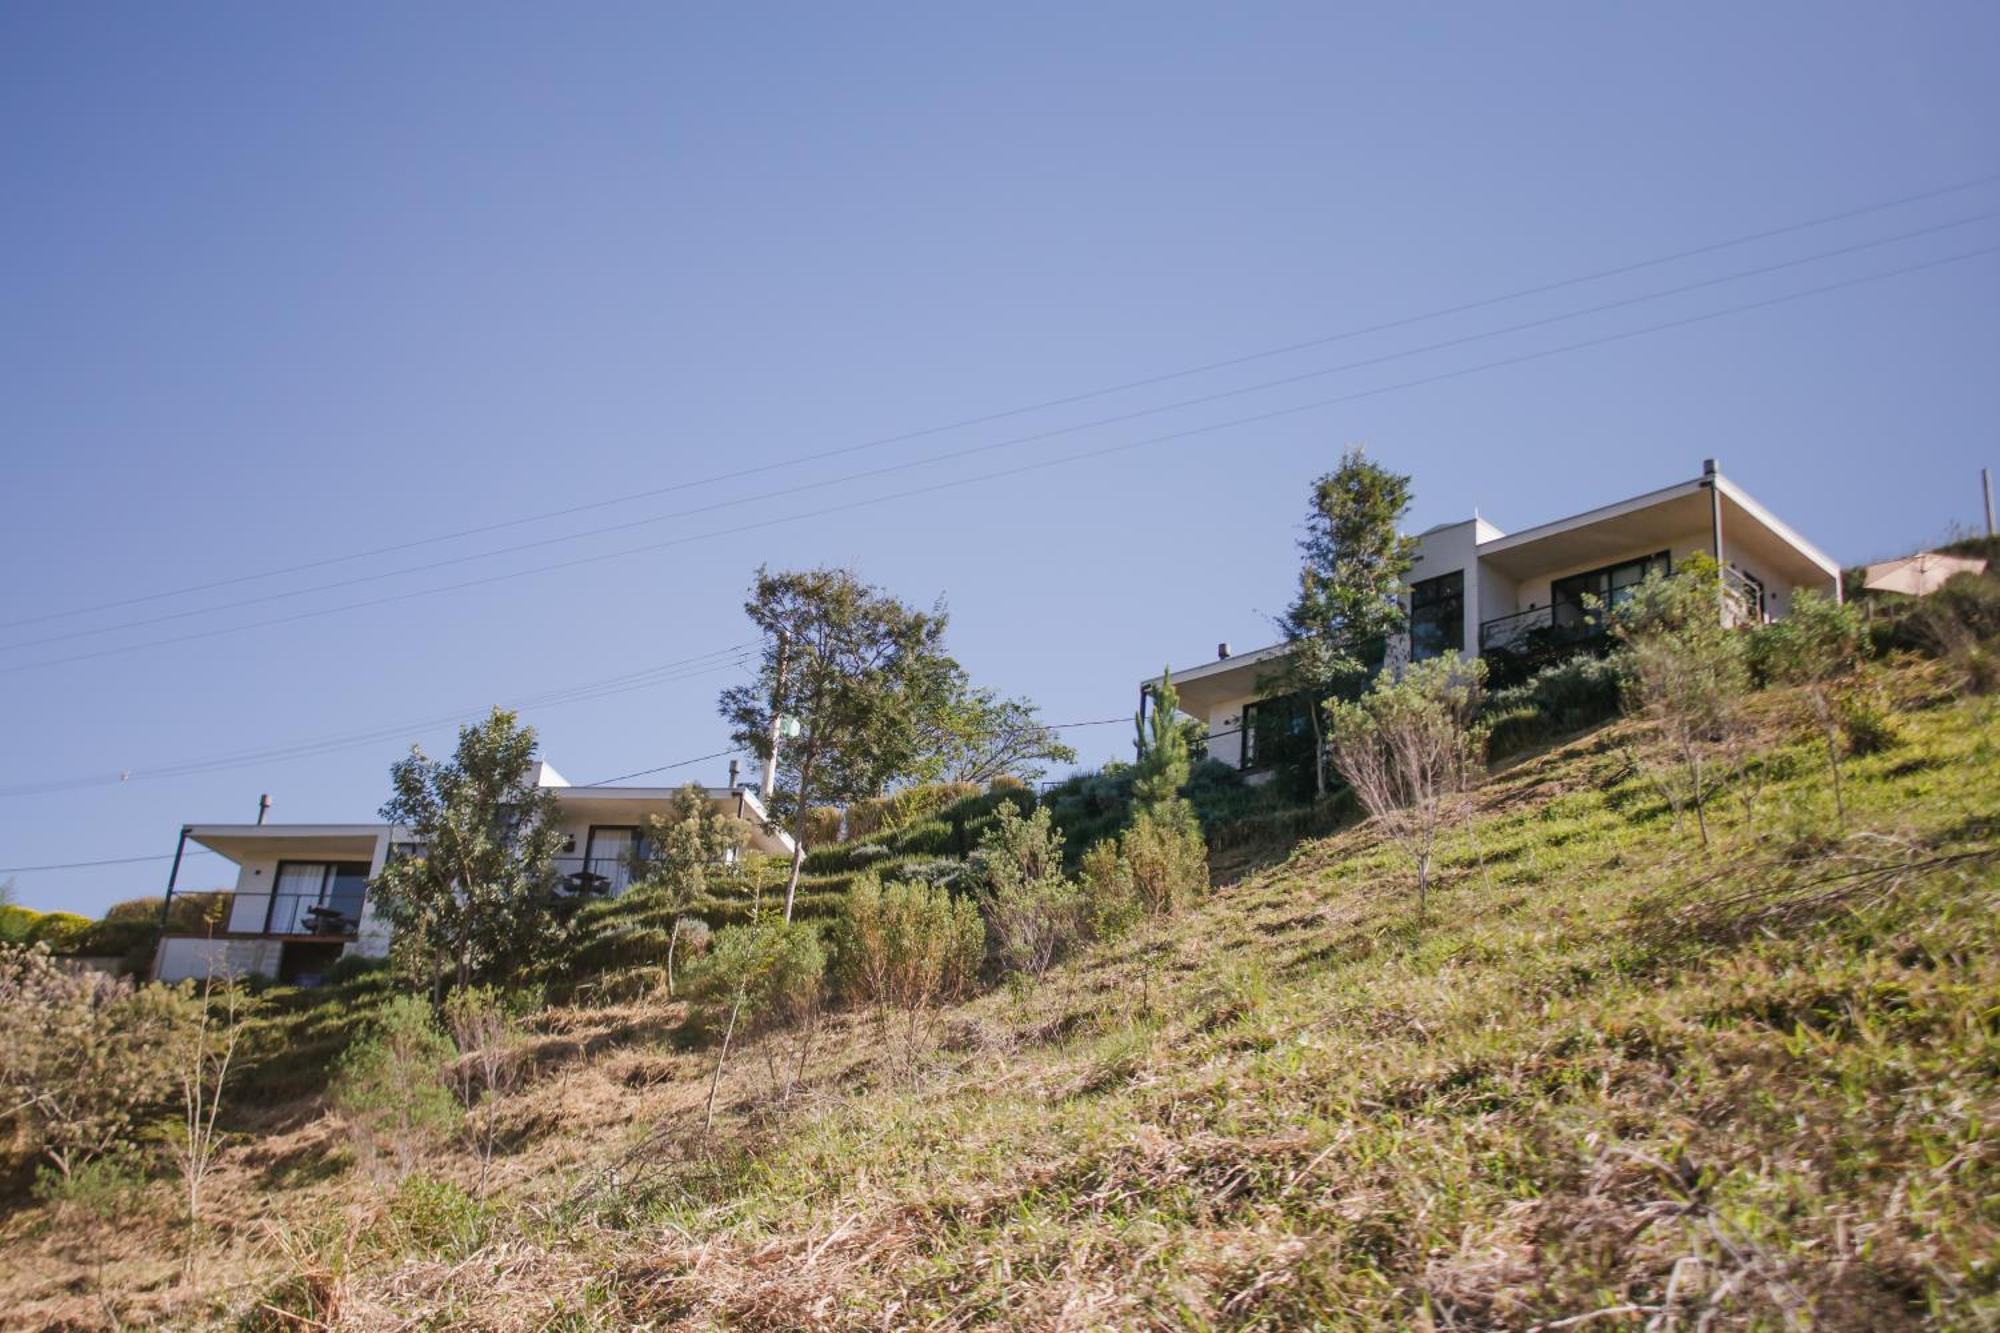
[3,4,1996,915]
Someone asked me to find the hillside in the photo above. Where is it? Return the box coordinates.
[2,658,1996,1330]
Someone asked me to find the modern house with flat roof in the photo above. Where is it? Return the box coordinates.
[151,762,793,984]
[1148,461,1841,776]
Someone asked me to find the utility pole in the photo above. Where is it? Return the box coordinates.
[759,629,789,804]
[1984,467,1994,540]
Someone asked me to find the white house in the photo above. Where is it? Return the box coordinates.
[1148,461,1841,775]
[151,762,794,984]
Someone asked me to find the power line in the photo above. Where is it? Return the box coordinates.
[3,241,1990,678]
[7,210,1992,660]
[578,748,745,788]
[0,849,218,874]
[0,645,754,799]
[7,171,1994,635]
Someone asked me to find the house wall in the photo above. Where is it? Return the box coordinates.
[221,836,393,961]
[1406,519,1488,654]
[1493,530,1796,625]
[1503,529,1714,615]
[154,935,286,984]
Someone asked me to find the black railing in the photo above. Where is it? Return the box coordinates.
[551,855,637,898]
[1480,604,1610,651]
[262,892,363,937]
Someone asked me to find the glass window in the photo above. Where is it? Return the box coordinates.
[1408,571,1464,661]
[1552,551,1671,626]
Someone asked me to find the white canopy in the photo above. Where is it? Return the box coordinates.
[1862,551,1987,597]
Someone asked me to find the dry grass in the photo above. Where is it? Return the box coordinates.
[3,660,1996,1330]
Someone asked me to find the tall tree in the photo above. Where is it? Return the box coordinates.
[720,567,957,920]
[372,708,567,995]
[918,680,1077,786]
[1272,447,1418,797]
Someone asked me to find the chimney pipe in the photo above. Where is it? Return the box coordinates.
[1702,457,1718,477]
[256,793,272,825]
[1217,642,1232,660]
[727,758,740,790]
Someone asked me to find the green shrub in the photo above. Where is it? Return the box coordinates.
[331,995,461,1180]
[1120,807,1209,916]
[974,805,1081,977]
[695,918,827,1035]
[1076,839,1141,942]
[1483,653,1625,756]
[833,876,984,1013]
[0,904,38,945]
[384,1172,488,1258]
[1837,690,1900,755]
[25,912,93,953]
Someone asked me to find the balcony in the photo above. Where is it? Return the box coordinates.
[551,855,639,899]
[1478,604,1606,655]
[257,891,364,938]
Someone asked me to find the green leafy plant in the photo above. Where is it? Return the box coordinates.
[976,805,1083,977]
[834,875,984,1069]
[372,708,570,995]
[1324,653,1489,918]
[331,994,461,1181]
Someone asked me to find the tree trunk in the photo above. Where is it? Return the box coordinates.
[782,745,818,922]
[703,991,744,1136]
[1309,696,1327,800]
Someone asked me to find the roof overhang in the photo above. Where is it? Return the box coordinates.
[551,786,795,856]
[186,824,389,866]
[1476,474,1838,590]
[1144,641,1292,717]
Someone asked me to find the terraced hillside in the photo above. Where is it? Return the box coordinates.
[1,658,1995,1330]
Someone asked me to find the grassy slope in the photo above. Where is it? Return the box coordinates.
[3,661,1996,1330]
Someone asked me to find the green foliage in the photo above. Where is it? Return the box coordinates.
[1482,653,1625,757]
[0,946,192,1180]
[1609,556,1751,848]
[917,685,1077,786]
[1748,588,1864,687]
[1271,447,1417,796]
[331,994,461,1179]
[384,1173,489,1259]
[32,1148,153,1221]
[1324,653,1488,916]
[719,566,961,917]
[628,783,754,909]
[0,903,38,945]
[372,707,569,993]
[1118,809,1209,916]
[1076,839,1141,941]
[1277,447,1416,687]
[24,911,92,953]
[697,917,828,1034]
[1133,669,1193,815]
[832,875,984,1013]
[974,805,1082,977]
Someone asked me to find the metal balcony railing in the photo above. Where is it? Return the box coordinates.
[551,855,638,898]
[262,892,364,937]
[1478,604,1607,654]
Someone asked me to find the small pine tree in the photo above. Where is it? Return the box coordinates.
[1133,669,1193,816]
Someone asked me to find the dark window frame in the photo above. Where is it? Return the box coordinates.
[263,858,371,936]
[1550,550,1672,628]
[1407,570,1465,661]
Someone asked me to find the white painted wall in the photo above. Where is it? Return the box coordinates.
[154,935,286,984]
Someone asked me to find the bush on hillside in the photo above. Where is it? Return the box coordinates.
[1076,839,1141,942]
[1869,570,2000,657]
[834,876,983,1069]
[331,994,461,1182]
[0,905,38,945]
[1119,807,1209,916]
[1482,654,1625,757]
[974,805,1082,978]
[0,945,193,1182]
[24,912,93,954]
